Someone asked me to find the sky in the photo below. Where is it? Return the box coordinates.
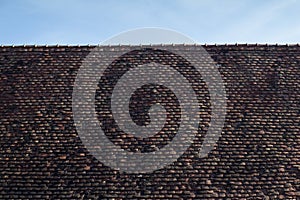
[0,0,299,45]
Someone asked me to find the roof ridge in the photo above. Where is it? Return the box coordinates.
[1,43,300,48]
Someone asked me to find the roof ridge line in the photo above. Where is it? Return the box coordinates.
[1,43,300,47]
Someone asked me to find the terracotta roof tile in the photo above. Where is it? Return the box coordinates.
[0,45,299,199]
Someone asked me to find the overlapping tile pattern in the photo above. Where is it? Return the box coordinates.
[0,45,299,199]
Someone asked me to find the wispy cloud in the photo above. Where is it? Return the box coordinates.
[220,0,298,43]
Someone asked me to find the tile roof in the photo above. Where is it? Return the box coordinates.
[0,45,299,199]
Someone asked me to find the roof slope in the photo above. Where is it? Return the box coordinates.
[0,45,299,199]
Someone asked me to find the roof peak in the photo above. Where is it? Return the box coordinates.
[1,43,300,48]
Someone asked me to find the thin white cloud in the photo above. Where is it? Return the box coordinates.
[218,0,298,43]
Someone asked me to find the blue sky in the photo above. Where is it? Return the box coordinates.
[0,0,299,44]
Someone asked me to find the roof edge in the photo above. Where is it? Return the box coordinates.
[1,43,300,48]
